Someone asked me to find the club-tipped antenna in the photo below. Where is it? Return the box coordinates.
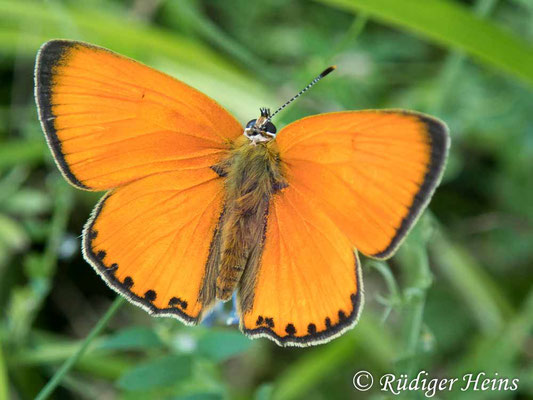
[265,65,336,123]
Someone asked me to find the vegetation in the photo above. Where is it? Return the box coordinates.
[0,0,531,399]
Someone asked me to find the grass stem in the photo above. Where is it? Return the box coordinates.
[35,296,125,400]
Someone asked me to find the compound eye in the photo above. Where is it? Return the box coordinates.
[264,121,277,134]
[245,119,256,129]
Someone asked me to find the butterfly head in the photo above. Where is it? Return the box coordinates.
[243,66,336,145]
[244,107,277,144]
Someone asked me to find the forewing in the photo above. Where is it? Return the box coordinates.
[276,110,449,259]
[35,40,241,190]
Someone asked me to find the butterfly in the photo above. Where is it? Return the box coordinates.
[34,40,449,347]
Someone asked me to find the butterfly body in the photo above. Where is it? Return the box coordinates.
[35,40,449,347]
[214,135,286,302]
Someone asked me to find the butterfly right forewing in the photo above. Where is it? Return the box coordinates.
[276,110,449,259]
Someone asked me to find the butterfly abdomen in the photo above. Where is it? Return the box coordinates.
[215,137,287,301]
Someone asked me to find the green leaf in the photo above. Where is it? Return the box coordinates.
[315,0,533,86]
[197,330,252,362]
[117,355,192,391]
[98,327,163,351]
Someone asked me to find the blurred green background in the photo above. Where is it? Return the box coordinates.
[0,0,532,399]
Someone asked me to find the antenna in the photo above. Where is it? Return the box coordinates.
[265,65,336,124]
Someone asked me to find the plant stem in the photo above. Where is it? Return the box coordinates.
[395,217,432,374]
[0,343,8,400]
[35,296,125,400]
[367,260,401,323]
[405,245,431,358]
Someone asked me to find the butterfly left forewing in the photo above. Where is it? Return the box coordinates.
[238,185,363,347]
[84,167,224,323]
[35,40,241,191]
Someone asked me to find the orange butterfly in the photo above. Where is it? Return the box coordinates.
[35,40,449,347]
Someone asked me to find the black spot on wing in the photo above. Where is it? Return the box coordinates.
[144,290,156,302]
[254,315,275,328]
[169,297,179,306]
[169,296,188,310]
[123,276,134,289]
[285,324,296,336]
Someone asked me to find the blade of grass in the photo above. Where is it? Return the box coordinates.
[0,0,236,78]
[0,0,273,108]
[429,0,500,113]
[9,333,133,380]
[314,0,533,87]
[0,344,8,400]
[0,0,277,120]
[0,0,277,116]
[35,296,125,400]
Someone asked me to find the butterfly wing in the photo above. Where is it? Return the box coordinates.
[84,168,224,323]
[35,40,241,190]
[238,110,448,346]
[275,110,449,259]
[35,40,241,322]
[238,185,363,346]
